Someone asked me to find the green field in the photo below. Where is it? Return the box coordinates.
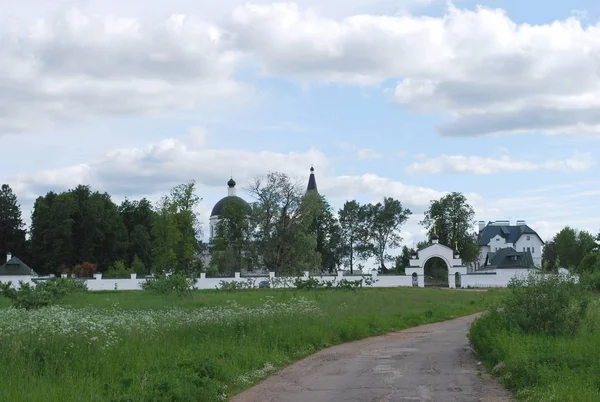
[0,287,498,401]
[469,277,600,402]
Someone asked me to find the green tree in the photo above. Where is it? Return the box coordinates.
[554,227,596,270]
[119,198,155,268]
[0,184,27,264]
[305,192,343,274]
[579,251,600,274]
[210,198,253,274]
[151,194,181,274]
[338,200,368,274]
[30,192,77,274]
[247,172,320,275]
[362,197,412,273]
[393,245,412,274]
[542,239,557,272]
[420,192,479,265]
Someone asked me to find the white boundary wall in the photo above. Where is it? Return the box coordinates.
[1,268,566,291]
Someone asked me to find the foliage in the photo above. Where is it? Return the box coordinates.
[141,274,196,297]
[293,275,377,291]
[338,200,369,274]
[71,261,98,278]
[361,197,412,273]
[118,198,155,268]
[216,278,257,291]
[131,255,147,276]
[306,193,343,274]
[469,287,600,401]
[580,269,600,292]
[0,184,27,266]
[104,260,133,278]
[247,172,320,275]
[553,226,597,271]
[0,278,88,309]
[420,192,479,264]
[577,250,600,274]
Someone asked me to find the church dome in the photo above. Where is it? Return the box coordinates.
[210,196,250,217]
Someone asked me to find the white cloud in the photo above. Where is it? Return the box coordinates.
[0,8,250,135]
[406,152,595,174]
[225,3,600,136]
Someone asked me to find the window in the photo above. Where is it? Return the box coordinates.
[496,238,500,241]
[523,247,526,251]
[210,225,214,239]
[527,247,531,252]
[532,247,535,254]
[527,235,530,240]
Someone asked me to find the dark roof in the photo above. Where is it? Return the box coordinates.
[430,232,439,241]
[478,223,542,246]
[0,256,37,276]
[210,196,251,217]
[306,166,318,193]
[484,247,536,269]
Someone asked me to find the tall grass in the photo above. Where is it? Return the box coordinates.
[0,288,497,401]
[469,273,600,401]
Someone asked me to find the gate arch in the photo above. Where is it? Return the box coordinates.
[405,242,467,288]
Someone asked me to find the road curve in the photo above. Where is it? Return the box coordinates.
[231,313,512,402]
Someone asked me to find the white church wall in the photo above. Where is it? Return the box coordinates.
[0,275,35,287]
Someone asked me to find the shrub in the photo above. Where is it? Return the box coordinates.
[217,278,256,291]
[104,260,133,278]
[141,274,196,297]
[0,278,88,309]
[486,272,589,337]
[72,262,97,278]
[131,256,147,276]
[580,269,600,292]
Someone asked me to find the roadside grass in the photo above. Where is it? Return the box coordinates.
[0,287,499,401]
[469,274,600,402]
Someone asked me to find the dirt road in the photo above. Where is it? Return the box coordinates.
[231,313,511,402]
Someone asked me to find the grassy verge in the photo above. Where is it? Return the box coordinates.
[469,275,600,402]
[0,287,499,401]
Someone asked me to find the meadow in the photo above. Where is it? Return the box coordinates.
[0,287,498,401]
[469,275,600,402]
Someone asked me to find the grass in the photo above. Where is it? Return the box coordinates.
[0,287,500,401]
[469,276,600,402]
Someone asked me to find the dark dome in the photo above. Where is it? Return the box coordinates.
[430,232,439,240]
[210,196,250,217]
[227,178,236,188]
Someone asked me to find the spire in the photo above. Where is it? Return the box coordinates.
[306,165,318,194]
[227,177,236,196]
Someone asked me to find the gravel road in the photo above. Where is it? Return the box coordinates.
[231,313,512,402]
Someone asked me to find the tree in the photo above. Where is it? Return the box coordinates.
[305,193,343,274]
[338,200,368,274]
[151,194,181,274]
[210,198,253,274]
[119,198,155,268]
[420,192,479,265]
[393,245,412,274]
[554,226,596,271]
[170,180,202,273]
[542,239,557,272]
[578,251,600,274]
[0,184,27,264]
[247,172,320,275]
[362,197,412,273]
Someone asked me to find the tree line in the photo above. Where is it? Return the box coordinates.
[0,173,481,276]
[542,226,600,275]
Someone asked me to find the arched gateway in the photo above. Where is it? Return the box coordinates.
[406,234,467,288]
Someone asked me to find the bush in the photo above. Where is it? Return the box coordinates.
[0,278,88,309]
[131,256,146,276]
[72,262,97,278]
[580,270,600,292]
[104,260,133,278]
[141,274,196,297]
[216,278,256,291]
[476,272,589,338]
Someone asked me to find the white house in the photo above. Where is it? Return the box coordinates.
[476,220,544,269]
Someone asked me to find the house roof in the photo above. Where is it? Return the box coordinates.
[484,247,536,269]
[0,256,38,276]
[478,223,542,246]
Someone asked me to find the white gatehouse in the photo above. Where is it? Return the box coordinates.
[406,235,467,288]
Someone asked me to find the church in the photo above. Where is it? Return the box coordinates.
[201,167,319,267]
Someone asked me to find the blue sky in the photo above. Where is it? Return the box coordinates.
[1,0,600,247]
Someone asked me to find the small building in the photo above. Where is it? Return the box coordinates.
[476,220,544,268]
[480,247,538,271]
[0,253,38,287]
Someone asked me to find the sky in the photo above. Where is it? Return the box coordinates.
[1,0,600,248]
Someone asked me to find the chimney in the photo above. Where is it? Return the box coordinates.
[6,253,12,263]
[478,221,486,232]
[516,220,526,226]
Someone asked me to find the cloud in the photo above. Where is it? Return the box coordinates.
[0,8,250,135]
[225,3,600,136]
[406,152,595,174]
